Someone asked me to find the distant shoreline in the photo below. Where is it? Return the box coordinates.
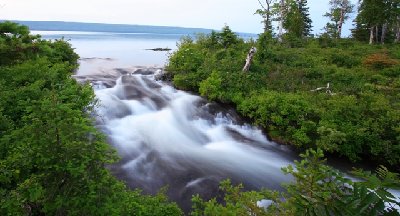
[2,20,257,38]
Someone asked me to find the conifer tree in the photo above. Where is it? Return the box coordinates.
[278,0,313,39]
[353,0,399,44]
[297,0,313,37]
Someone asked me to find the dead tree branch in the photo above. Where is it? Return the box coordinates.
[243,47,257,72]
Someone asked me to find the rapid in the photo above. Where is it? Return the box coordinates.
[74,59,297,210]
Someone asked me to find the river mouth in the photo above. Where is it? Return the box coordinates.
[74,58,297,211]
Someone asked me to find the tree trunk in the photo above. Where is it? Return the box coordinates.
[369,26,374,44]
[243,47,257,72]
[381,23,387,44]
[265,0,271,33]
[375,26,379,43]
[278,0,285,42]
[337,7,345,38]
[396,17,400,43]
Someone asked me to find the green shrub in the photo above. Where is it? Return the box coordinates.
[191,149,400,216]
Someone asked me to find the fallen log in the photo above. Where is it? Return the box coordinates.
[311,83,335,95]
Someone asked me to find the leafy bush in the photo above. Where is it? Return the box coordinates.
[191,149,400,216]
[167,26,400,167]
[363,51,399,70]
[328,50,361,68]
[0,22,182,215]
[238,91,318,146]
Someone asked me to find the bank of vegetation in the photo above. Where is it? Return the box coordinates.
[166,0,400,170]
[167,28,400,169]
[2,0,400,213]
[0,21,181,215]
[164,0,400,214]
[166,26,400,216]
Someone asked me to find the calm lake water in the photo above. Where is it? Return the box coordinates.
[34,31,180,67]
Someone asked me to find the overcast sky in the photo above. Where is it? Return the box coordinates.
[0,0,357,36]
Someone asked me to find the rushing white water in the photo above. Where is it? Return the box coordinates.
[74,59,400,213]
[74,59,296,210]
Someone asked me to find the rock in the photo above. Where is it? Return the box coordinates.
[154,69,172,81]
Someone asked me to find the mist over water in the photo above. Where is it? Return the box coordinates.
[74,59,296,210]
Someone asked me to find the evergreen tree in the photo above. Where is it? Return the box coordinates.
[297,0,313,37]
[283,0,304,38]
[353,0,399,44]
[218,25,239,48]
[280,0,312,39]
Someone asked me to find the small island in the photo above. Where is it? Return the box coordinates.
[145,47,172,51]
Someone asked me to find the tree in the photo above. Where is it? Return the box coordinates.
[255,0,276,33]
[354,0,399,44]
[283,0,304,38]
[324,0,354,38]
[297,0,313,37]
[0,22,182,215]
[279,0,286,40]
[279,0,313,39]
[218,25,239,49]
[269,0,287,41]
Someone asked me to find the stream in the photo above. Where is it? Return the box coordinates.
[74,59,298,211]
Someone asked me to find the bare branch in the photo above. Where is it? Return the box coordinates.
[257,0,267,10]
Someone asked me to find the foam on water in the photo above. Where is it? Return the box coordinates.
[75,64,399,212]
[76,65,297,210]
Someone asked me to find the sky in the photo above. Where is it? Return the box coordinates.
[0,0,357,36]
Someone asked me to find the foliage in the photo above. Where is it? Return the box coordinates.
[363,51,400,69]
[190,149,400,215]
[324,0,354,38]
[238,91,317,146]
[166,26,400,167]
[279,149,400,215]
[255,0,277,34]
[191,179,271,216]
[298,0,313,37]
[283,0,307,38]
[354,0,400,44]
[0,22,182,215]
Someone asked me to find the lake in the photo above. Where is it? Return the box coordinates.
[34,31,181,67]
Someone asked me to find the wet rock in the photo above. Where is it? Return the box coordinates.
[133,68,155,75]
[115,68,133,75]
[143,77,162,88]
[155,69,172,81]
[123,85,147,100]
